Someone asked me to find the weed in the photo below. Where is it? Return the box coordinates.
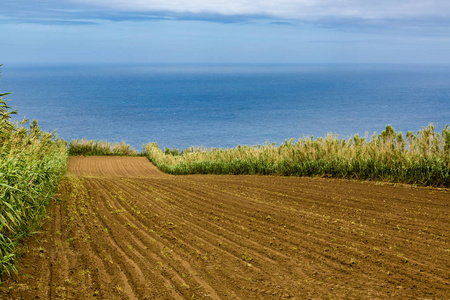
[242,252,254,263]
[113,285,122,293]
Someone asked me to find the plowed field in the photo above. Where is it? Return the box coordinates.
[1,156,449,299]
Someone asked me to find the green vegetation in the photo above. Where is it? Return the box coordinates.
[0,72,67,280]
[144,124,450,186]
[68,139,138,156]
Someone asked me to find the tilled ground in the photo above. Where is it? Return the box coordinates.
[1,156,449,299]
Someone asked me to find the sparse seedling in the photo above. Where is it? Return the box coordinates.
[242,252,254,263]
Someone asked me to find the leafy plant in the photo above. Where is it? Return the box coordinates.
[0,67,68,279]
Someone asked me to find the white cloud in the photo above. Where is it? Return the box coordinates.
[70,0,450,20]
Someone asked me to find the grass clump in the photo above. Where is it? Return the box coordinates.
[0,84,68,279]
[144,124,450,187]
[68,139,138,156]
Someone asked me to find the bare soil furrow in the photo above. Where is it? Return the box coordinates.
[109,179,288,264]
[88,178,328,298]
[83,179,192,299]
[131,176,446,291]
[98,178,296,296]
[1,156,449,299]
[84,178,218,299]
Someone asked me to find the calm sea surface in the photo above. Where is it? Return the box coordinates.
[1,64,449,150]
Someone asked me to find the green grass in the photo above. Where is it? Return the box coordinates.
[0,80,68,280]
[144,124,450,187]
[68,139,138,156]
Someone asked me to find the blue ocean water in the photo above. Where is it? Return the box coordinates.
[1,64,449,150]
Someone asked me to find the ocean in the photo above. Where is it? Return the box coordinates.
[1,63,449,150]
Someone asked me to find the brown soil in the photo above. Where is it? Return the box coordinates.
[1,156,449,299]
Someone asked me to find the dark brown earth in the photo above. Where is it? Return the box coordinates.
[1,156,449,299]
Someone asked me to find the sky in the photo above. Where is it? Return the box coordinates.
[1,0,450,64]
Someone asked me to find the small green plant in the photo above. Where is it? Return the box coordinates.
[242,252,253,263]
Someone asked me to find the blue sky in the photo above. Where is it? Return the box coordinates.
[1,0,450,64]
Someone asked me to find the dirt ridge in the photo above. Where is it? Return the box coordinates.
[1,156,449,299]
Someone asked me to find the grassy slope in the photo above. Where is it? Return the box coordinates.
[144,124,450,187]
[0,90,67,279]
[68,139,138,156]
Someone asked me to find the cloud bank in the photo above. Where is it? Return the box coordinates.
[1,0,450,64]
[2,0,450,28]
[71,0,450,21]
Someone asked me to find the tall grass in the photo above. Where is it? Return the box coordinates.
[144,124,450,186]
[0,79,67,279]
[68,139,138,156]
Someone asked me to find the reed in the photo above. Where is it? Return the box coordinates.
[144,124,450,186]
[68,139,138,156]
[0,80,68,279]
